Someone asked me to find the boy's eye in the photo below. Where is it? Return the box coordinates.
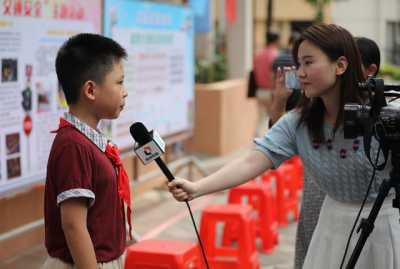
[118,80,124,85]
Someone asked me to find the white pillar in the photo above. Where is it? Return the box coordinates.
[194,0,215,61]
[226,0,253,79]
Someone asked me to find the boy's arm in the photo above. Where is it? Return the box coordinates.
[169,150,273,201]
[60,198,97,269]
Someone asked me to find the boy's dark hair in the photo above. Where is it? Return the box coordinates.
[266,31,280,44]
[55,33,127,104]
[355,37,381,76]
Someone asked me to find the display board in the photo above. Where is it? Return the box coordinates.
[103,0,194,149]
[0,0,102,196]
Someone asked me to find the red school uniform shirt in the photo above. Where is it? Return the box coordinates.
[44,113,126,264]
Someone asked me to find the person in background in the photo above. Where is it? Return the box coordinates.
[260,31,300,130]
[168,24,399,269]
[253,31,281,92]
[253,31,281,134]
[355,37,380,78]
[42,33,129,269]
[265,55,301,126]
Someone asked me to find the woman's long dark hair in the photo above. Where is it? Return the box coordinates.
[292,24,365,142]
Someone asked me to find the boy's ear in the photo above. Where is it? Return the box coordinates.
[336,56,348,76]
[82,80,96,101]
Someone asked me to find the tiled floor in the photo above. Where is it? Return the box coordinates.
[0,144,298,269]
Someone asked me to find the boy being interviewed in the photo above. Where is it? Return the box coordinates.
[42,33,130,269]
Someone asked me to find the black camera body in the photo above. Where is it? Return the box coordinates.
[344,77,400,143]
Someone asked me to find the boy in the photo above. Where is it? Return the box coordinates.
[43,33,129,269]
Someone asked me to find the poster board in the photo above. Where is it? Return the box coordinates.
[103,0,194,150]
[0,0,102,197]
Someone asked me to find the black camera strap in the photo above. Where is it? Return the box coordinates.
[363,123,388,170]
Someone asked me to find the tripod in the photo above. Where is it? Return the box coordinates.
[346,150,400,269]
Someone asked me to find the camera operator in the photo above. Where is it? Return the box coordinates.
[168,24,399,269]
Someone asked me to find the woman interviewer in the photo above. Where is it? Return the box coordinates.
[168,24,400,269]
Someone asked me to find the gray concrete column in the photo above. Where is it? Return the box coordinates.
[194,0,215,62]
[226,0,253,79]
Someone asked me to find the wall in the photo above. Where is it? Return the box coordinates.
[331,0,400,64]
[189,79,258,156]
[253,0,332,52]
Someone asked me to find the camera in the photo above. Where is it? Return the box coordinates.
[344,77,400,143]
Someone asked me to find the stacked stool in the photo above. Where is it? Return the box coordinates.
[263,163,300,227]
[224,181,278,253]
[125,239,204,269]
[199,204,260,269]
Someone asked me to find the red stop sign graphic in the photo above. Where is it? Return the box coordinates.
[23,115,32,136]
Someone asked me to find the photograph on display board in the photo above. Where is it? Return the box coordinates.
[36,81,52,113]
[1,59,18,82]
[5,133,20,155]
[21,64,33,112]
[21,85,33,112]
[7,157,21,179]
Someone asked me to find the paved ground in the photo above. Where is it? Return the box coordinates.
[0,144,298,269]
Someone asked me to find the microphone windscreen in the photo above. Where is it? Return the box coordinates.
[130,122,152,145]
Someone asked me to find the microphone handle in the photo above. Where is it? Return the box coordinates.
[154,156,211,268]
[155,158,175,181]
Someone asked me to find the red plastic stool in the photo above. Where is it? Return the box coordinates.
[262,168,299,227]
[200,204,260,269]
[225,181,278,253]
[275,163,300,226]
[125,239,204,269]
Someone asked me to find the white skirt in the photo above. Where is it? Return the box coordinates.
[303,195,400,269]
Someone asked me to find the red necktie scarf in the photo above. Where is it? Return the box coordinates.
[53,118,133,240]
[105,143,132,240]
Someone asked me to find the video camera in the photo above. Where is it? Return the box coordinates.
[344,77,400,144]
[343,77,400,269]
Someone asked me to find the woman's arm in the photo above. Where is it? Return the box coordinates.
[168,150,273,201]
[60,198,97,269]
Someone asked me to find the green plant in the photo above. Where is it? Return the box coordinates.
[306,0,331,22]
[195,28,228,83]
[195,53,227,83]
[379,64,400,81]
